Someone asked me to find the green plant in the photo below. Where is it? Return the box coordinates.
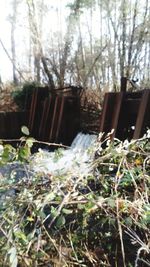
[11,82,38,110]
[0,130,149,266]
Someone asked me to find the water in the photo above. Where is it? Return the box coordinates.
[71,132,97,150]
[0,132,97,204]
[0,162,30,205]
[31,132,97,176]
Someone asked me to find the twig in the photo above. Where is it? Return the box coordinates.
[115,157,126,267]
[46,176,83,228]
[0,138,69,149]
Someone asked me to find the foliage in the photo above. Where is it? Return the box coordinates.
[0,131,150,266]
[11,82,39,110]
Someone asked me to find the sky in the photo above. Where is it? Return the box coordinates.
[0,0,107,83]
[0,0,72,83]
[0,0,149,85]
[0,1,12,82]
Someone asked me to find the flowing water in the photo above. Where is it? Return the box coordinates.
[31,132,97,176]
[70,132,97,150]
[0,132,97,203]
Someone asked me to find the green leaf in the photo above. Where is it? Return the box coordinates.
[77,204,85,210]
[56,215,66,228]
[1,144,16,163]
[106,197,116,208]
[51,206,58,217]
[38,210,46,219]
[17,146,30,161]
[14,229,28,244]
[44,192,55,203]
[85,201,95,212]
[21,126,30,136]
[62,208,73,214]
[53,148,64,162]
[124,217,132,226]
[26,137,35,148]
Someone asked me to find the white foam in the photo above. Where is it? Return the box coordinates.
[31,133,97,176]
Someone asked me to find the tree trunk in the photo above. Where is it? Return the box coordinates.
[11,0,19,85]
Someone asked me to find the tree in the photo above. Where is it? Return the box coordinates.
[26,0,55,88]
[10,0,20,84]
[2,0,150,90]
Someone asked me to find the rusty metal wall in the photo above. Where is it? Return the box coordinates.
[28,87,81,145]
[99,89,150,140]
[0,111,28,139]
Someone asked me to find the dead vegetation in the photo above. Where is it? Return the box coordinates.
[0,90,19,112]
[0,130,150,267]
[80,89,104,133]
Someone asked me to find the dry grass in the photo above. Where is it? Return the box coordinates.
[0,130,149,266]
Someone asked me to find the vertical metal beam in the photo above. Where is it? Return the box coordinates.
[39,97,52,140]
[55,96,65,142]
[121,77,127,92]
[49,96,59,141]
[110,92,124,139]
[99,92,124,139]
[28,89,38,133]
[99,93,112,133]
[133,90,150,139]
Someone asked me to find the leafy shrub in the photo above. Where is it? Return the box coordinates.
[0,131,150,266]
[11,82,38,110]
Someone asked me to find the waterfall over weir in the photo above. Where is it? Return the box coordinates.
[32,132,97,176]
[0,133,97,204]
[70,132,97,150]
